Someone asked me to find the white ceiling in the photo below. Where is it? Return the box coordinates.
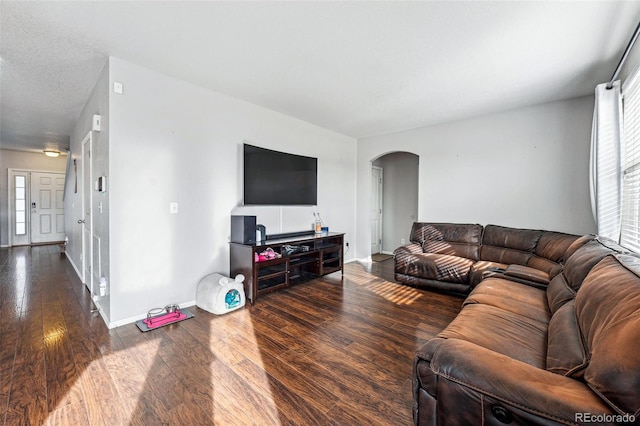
[2,1,640,153]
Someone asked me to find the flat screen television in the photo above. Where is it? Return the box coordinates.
[243,143,318,205]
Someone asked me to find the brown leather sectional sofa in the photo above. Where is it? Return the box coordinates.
[394,223,640,425]
[394,223,581,294]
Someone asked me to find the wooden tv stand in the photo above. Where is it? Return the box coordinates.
[230,232,344,304]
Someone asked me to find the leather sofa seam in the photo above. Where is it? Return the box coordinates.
[431,368,579,425]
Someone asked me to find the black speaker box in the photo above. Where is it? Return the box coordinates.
[231,215,257,244]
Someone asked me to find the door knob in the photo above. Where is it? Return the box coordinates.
[78,219,85,224]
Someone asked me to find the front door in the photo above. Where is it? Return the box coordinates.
[30,172,66,244]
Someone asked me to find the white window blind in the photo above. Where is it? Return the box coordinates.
[621,71,640,252]
[591,82,623,240]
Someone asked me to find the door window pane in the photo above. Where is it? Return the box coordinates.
[15,175,26,236]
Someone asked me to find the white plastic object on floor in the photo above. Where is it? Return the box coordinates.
[196,273,246,315]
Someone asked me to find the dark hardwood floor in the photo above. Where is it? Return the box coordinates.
[0,245,463,425]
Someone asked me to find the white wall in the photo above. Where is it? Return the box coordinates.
[107,57,357,325]
[356,96,597,260]
[0,149,67,247]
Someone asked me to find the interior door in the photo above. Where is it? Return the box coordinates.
[371,166,383,255]
[82,133,93,292]
[30,172,65,244]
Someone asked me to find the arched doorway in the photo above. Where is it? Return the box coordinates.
[371,152,419,256]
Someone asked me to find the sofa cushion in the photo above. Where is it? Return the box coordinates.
[546,300,587,377]
[563,237,628,291]
[504,264,549,285]
[468,260,508,287]
[480,225,542,265]
[464,277,550,324]
[393,242,423,258]
[394,252,474,284]
[437,303,548,368]
[528,231,580,278]
[563,234,596,262]
[417,338,616,424]
[409,222,482,260]
[422,240,479,260]
[535,231,581,263]
[410,222,482,244]
[546,272,575,315]
[480,245,532,265]
[526,255,563,279]
[576,254,640,415]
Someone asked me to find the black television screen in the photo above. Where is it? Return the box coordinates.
[243,144,318,205]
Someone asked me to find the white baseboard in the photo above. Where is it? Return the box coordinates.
[65,251,83,281]
[92,298,110,327]
[65,252,112,327]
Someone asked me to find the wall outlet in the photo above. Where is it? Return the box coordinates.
[401,238,405,244]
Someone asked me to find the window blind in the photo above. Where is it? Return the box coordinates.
[591,82,623,240]
[621,70,640,252]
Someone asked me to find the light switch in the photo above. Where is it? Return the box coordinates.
[113,81,124,94]
[170,202,178,214]
[92,114,102,131]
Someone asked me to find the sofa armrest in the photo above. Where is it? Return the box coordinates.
[504,264,550,285]
[393,242,423,256]
[482,264,551,290]
[419,338,613,422]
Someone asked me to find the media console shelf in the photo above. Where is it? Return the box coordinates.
[230,232,344,304]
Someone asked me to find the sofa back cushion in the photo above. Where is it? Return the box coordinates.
[480,225,542,266]
[562,237,629,291]
[528,231,580,277]
[575,254,640,415]
[546,299,587,377]
[546,272,575,315]
[409,223,483,261]
[563,234,596,262]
